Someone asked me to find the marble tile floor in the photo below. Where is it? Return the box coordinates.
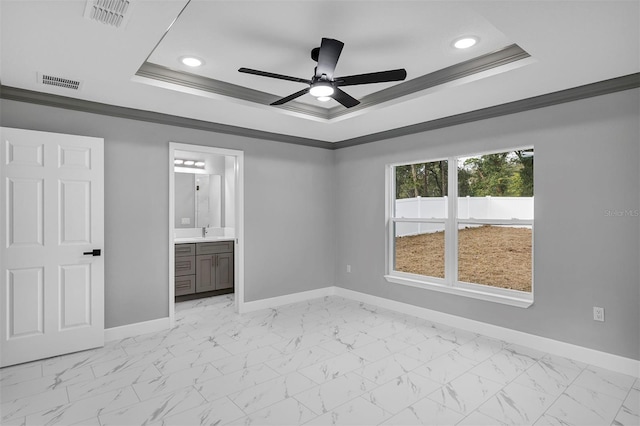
[1,294,638,426]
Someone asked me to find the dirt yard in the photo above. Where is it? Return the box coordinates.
[395,225,532,292]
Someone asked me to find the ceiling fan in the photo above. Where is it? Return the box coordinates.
[239,38,407,108]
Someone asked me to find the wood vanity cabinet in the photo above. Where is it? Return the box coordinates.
[175,244,196,296]
[175,241,234,299]
[195,241,234,292]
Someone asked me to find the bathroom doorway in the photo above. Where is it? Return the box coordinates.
[168,142,244,325]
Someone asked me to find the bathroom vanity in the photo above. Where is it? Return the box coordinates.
[173,149,237,301]
[175,239,234,301]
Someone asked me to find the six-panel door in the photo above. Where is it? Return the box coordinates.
[0,127,104,367]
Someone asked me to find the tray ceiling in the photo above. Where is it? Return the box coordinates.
[1,0,638,142]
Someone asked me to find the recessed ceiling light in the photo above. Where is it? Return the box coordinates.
[317,96,331,102]
[180,56,203,67]
[453,37,478,49]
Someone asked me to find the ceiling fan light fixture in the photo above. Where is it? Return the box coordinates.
[239,38,406,108]
[309,83,334,97]
[453,36,478,49]
[180,56,203,67]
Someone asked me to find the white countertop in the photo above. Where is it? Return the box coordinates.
[175,236,235,244]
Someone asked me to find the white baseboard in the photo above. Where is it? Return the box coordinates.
[239,287,335,313]
[334,287,640,378]
[104,317,170,342]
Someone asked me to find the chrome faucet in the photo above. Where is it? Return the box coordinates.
[201,226,207,238]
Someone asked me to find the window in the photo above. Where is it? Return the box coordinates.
[386,148,534,307]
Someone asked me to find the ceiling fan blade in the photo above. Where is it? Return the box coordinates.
[239,68,311,85]
[270,88,310,105]
[315,38,344,80]
[335,69,407,86]
[331,88,360,108]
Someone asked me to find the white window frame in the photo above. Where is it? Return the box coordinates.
[385,149,534,308]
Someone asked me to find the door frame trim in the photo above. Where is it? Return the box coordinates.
[169,142,245,324]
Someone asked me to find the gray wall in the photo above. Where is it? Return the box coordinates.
[0,99,336,328]
[334,89,640,360]
[1,88,638,360]
[174,173,195,228]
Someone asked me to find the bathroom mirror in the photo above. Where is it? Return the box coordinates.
[175,173,223,228]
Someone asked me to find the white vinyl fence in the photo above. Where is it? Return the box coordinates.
[395,196,533,237]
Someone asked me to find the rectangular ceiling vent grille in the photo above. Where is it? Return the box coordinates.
[83,0,132,28]
[38,73,83,90]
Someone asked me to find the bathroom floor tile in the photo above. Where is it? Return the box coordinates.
[613,387,640,426]
[228,372,316,414]
[571,365,636,400]
[427,372,503,415]
[412,348,478,384]
[380,397,466,425]
[539,384,624,426]
[195,363,279,402]
[469,348,537,385]
[365,372,440,414]
[229,397,316,426]
[477,381,555,425]
[304,397,391,426]
[25,386,138,425]
[293,372,377,415]
[299,352,367,384]
[1,388,69,423]
[160,396,244,426]
[1,294,635,426]
[132,363,221,400]
[358,353,423,385]
[99,386,204,426]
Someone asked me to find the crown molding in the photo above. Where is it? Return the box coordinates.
[135,44,530,123]
[0,85,333,150]
[328,44,530,120]
[135,62,329,121]
[333,72,640,149]
[1,72,638,151]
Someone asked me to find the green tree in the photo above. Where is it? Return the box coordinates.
[459,150,533,197]
[514,150,534,196]
[396,161,448,199]
[396,150,533,199]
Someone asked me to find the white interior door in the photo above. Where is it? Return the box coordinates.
[0,127,104,367]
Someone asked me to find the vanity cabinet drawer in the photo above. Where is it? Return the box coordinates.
[175,256,196,276]
[175,275,196,296]
[196,241,234,255]
[175,243,196,257]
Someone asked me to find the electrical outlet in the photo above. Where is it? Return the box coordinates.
[593,307,605,322]
[346,264,351,273]
[181,218,190,225]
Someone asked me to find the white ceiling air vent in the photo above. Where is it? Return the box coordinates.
[37,73,83,91]
[83,0,133,28]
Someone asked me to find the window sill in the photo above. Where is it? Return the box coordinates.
[384,274,533,308]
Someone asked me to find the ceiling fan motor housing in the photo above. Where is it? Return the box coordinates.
[311,47,320,62]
